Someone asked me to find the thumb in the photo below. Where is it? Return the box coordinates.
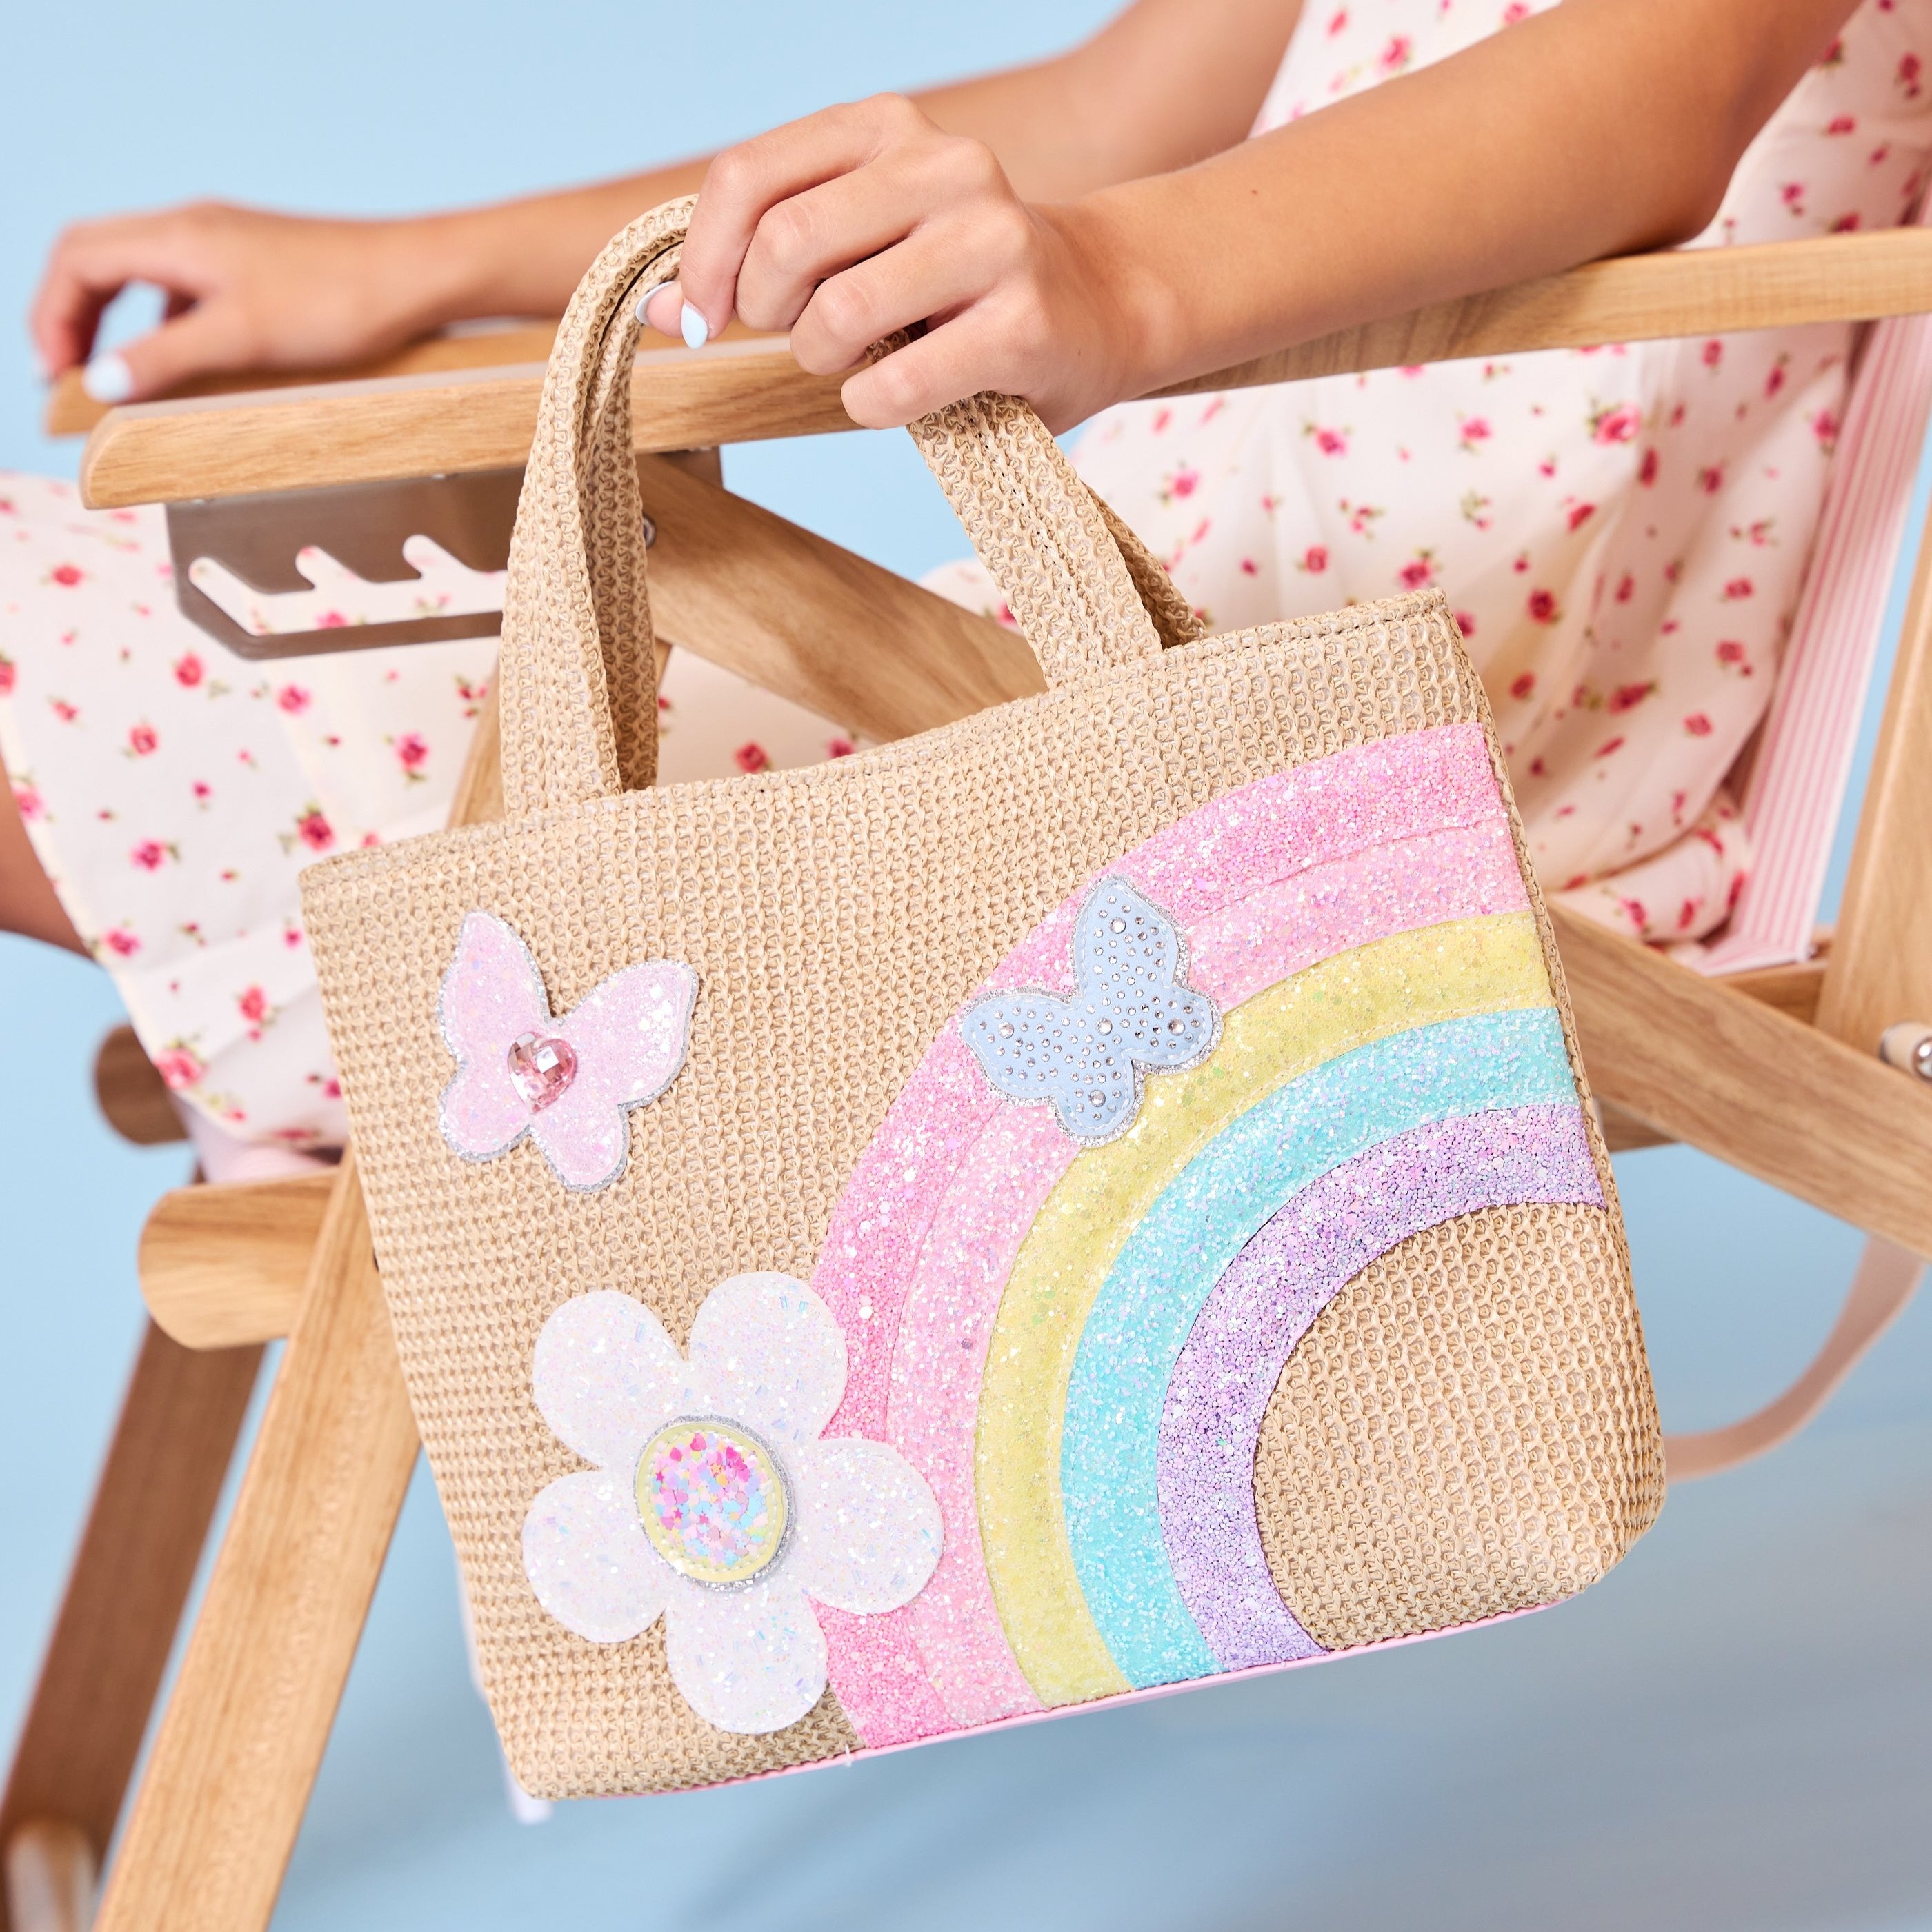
[83,303,252,404]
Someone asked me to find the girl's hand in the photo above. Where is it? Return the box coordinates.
[30,202,442,403]
[645,94,1155,432]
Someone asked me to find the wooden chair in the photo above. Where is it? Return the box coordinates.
[9,226,1932,1932]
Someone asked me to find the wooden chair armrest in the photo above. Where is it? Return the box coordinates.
[138,1173,333,1349]
[74,228,1932,510]
[45,322,563,439]
[131,953,1863,1350]
[1554,905,1932,1260]
[94,1024,187,1146]
[42,317,790,438]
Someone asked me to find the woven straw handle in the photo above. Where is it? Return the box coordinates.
[899,386,1204,683]
[497,201,686,818]
[497,199,1204,818]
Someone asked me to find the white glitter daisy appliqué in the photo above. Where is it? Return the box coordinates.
[523,1275,943,1734]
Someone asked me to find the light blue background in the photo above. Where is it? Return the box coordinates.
[3,5,1930,1927]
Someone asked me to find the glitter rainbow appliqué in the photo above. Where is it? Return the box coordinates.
[799,721,1606,1746]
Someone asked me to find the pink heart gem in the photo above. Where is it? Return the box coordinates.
[506,1032,577,1113]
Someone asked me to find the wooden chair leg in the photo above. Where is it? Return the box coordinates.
[90,1152,416,1932]
[0,1323,261,1932]
[92,704,495,1932]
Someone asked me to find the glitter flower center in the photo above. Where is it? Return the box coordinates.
[637,1418,789,1587]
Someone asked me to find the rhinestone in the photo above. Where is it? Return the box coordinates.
[506,1032,577,1113]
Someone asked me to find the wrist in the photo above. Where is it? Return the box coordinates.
[394,166,712,331]
[1051,186,1197,408]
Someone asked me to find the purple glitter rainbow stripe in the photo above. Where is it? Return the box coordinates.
[1157,1104,1604,1670]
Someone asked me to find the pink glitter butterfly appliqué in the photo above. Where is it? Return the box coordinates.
[437,910,697,1193]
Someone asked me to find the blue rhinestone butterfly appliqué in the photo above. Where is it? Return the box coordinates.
[960,877,1222,1146]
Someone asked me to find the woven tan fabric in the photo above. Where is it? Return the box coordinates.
[1087,487,1210,649]
[1255,1204,1664,1651]
[301,205,1661,1797]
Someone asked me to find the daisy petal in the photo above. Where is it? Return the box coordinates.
[531,1290,687,1471]
[522,1468,669,1643]
[686,1273,846,1446]
[662,1575,828,1734]
[790,1437,943,1613]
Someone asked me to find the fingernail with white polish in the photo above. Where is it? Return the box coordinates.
[634,279,669,327]
[82,352,135,404]
[680,301,709,350]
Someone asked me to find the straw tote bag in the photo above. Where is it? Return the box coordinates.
[301,200,1664,1799]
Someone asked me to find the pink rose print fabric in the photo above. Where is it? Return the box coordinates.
[0,474,493,1146]
[930,0,1932,946]
[0,475,850,1148]
[438,910,696,1192]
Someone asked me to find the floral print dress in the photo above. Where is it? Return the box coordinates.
[0,479,850,1149]
[934,0,1932,946]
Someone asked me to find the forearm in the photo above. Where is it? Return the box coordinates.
[389,90,1104,328]
[919,0,1301,199]
[33,0,1302,397]
[1087,0,1860,398]
[406,163,711,324]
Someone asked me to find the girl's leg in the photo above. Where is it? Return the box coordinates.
[2,733,331,1177]
[0,739,85,955]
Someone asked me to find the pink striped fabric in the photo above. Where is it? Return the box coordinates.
[1700,197,1932,975]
